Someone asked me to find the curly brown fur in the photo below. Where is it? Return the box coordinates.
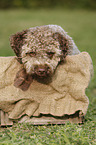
[52,32,69,60]
[10,25,70,91]
[10,30,28,63]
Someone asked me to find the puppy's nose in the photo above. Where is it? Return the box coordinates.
[35,66,50,77]
[37,68,46,76]
[38,68,45,73]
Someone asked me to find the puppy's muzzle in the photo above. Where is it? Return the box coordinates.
[34,65,51,77]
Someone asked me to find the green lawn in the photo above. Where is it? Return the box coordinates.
[0,9,96,145]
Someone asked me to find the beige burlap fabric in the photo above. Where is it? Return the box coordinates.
[0,52,93,120]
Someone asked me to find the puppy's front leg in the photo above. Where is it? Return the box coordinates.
[14,68,33,91]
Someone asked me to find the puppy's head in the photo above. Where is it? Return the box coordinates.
[10,26,69,78]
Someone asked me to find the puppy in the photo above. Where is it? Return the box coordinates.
[10,25,80,91]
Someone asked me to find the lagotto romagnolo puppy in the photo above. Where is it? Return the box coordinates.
[10,25,80,91]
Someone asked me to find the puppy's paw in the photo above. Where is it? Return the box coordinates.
[14,68,33,91]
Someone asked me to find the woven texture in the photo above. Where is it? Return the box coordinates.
[0,52,93,120]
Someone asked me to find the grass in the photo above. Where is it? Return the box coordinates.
[0,9,96,145]
[0,122,96,145]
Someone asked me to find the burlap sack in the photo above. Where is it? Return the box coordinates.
[0,52,93,120]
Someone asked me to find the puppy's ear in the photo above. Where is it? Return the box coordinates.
[14,68,33,91]
[10,30,28,63]
[53,32,69,61]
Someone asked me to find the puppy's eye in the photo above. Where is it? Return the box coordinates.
[26,52,36,57]
[47,52,55,59]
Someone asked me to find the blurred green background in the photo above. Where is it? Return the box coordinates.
[0,0,96,9]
